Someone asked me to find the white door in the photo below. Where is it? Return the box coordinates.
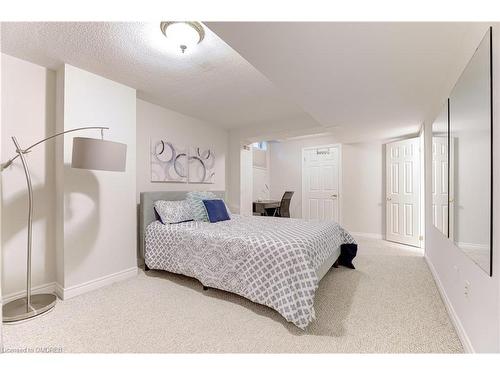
[302,145,340,221]
[386,138,420,247]
[432,136,449,236]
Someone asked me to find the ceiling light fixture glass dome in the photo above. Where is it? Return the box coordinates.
[160,21,205,54]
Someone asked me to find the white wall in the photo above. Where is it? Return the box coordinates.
[228,131,261,216]
[252,148,270,201]
[269,136,384,236]
[342,142,385,236]
[136,99,228,201]
[424,24,500,353]
[1,24,4,339]
[56,64,137,295]
[240,146,253,216]
[1,54,56,298]
[252,167,270,201]
[227,130,243,214]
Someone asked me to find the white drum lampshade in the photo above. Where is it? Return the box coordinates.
[71,137,127,172]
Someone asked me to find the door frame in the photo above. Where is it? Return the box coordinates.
[419,130,425,248]
[301,143,343,223]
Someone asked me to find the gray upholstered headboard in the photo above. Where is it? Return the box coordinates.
[139,191,226,259]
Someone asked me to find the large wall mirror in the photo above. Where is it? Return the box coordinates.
[432,27,492,276]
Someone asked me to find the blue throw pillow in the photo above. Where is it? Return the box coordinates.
[202,199,231,223]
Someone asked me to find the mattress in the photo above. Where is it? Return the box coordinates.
[145,214,356,329]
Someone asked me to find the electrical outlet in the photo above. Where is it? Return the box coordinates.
[464,280,471,298]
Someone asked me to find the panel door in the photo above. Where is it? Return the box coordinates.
[303,146,340,221]
[385,138,421,247]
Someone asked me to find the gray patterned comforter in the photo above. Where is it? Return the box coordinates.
[145,215,355,329]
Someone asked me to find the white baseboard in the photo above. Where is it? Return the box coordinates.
[55,283,64,299]
[56,266,138,300]
[2,267,138,303]
[424,255,474,353]
[456,242,489,251]
[350,232,384,240]
[2,282,57,304]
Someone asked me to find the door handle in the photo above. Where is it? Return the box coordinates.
[386,197,392,201]
[331,194,338,198]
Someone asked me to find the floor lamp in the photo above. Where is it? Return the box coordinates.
[1,126,127,323]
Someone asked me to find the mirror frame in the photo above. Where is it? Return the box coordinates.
[488,26,493,277]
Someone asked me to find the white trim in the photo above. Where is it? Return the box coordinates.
[56,267,138,300]
[455,242,490,251]
[424,255,474,353]
[350,232,384,240]
[55,283,65,300]
[2,282,57,304]
[301,143,342,223]
[419,131,425,249]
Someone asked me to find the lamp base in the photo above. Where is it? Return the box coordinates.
[2,293,57,323]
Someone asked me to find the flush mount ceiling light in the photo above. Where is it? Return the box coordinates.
[160,21,205,54]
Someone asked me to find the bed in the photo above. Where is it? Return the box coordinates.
[140,191,356,329]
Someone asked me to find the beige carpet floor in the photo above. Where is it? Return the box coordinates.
[2,238,462,353]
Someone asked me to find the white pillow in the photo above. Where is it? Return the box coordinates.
[154,200,194,224]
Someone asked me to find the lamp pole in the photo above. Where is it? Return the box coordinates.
[12,137,34,311]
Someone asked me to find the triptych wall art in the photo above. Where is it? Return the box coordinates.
[151,139,216,184]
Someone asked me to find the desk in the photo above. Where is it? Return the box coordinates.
[253,200,281,216]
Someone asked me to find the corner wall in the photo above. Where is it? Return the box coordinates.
[1,54,56,299]
[225,129,253,216]
[252,148,270,201]
[56,64,137,297]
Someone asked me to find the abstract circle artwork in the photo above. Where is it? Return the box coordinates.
[151,139,188,182]
[150,140,216,184]
[188,146,216,184]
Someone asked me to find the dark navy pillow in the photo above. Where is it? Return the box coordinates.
[202,199,231,223]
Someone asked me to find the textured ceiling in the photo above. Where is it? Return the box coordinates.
[0,22,319,132]
[1,22,490,143]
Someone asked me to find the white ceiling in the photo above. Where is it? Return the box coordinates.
[0,22,319,133]
[1,22,489,143]
[208,22,490,142]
